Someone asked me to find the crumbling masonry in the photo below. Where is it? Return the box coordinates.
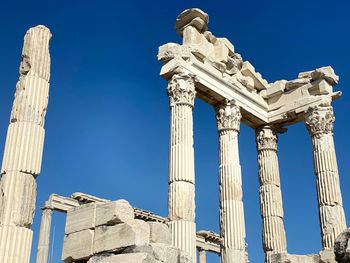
[0,7,348,263]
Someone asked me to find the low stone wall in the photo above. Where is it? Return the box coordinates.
[61,200,191,263]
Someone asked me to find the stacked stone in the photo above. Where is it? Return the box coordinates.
[0,25,51,263]
[256,126,287,261]
[62,200,190,263]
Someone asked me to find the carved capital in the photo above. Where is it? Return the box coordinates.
[305,105,335,136]
[167,73,196,107]
[215,100,241,131]
[42,206,53,217]
[256,126,278,151]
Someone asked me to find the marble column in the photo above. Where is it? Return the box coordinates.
[216,100,247,263]
[198,248,206,263]
[256,126,287,261]
[167,72,196,262]
[0,26,51,263]
[36,207,53,263]
[305,105,347,250]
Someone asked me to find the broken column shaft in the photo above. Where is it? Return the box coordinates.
[0,25,51,263]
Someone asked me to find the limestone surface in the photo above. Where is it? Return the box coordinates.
[93,220,150,254]
[95,199,134,226]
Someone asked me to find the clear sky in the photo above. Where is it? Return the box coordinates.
[0,1,349,263]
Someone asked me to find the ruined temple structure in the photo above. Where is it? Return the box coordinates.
[0,7,349,263]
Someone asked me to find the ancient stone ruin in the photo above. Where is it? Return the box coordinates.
[0,7,348,263]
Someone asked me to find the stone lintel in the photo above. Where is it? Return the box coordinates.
[159,51,341,128]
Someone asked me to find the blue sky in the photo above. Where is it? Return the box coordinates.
[0,1,349,262]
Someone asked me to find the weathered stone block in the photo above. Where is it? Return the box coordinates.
[61,229,94,263]
[95,199,134,227]
[93,219,150,254]
[89,253,159,263]
[0,172,36,227]
[65,202,96,234]
[148,222,171,244]
[124,243,179,263]
[311,66,339,86]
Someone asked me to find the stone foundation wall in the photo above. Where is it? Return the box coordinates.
[61,200,191,263]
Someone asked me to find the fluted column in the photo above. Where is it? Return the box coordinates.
[0,26,51,263]
[198,248,206,263]
[216,100,247,263]
[305,105,347,250]
[167,72,196,262]
[36,207,53,263]
[256,126,287,261]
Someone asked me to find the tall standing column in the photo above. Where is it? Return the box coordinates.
[256,126,287,261]
[216,100,247,263]
[36,206,53,263]
[0,26,51,263]
[167,72,196,262]
[305,105,347,250]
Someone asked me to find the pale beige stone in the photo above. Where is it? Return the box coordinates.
[0,25,51,263]
[148,222,171,244]
[285,78,311,91]
[124,243,179,263]
[36,207,53,263]
[241,61,269,91]
[216,101,246,263]
[311,66,339,85]
[61,229,94,263]
[90,253,159,263]
[65,202,96,234]
[93,220,150,254]
[95,199,134,226]
[175,8,209,36]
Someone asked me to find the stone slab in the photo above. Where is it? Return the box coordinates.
[148,222,171,244]
[61,229,94,263]
[95,199,134,227]
[65,202,96,234]
[93,219,150,254]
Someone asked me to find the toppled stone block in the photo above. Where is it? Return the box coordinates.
[65,202,96,234]
[95,199,134,227]
[124,243,179,263]
[311,66,339,86]
[334,229,350,263]
[93,219,150,254]
[148,222,171,244]
[61,229,94,263]
[175,8,209,36]
[88,252,159,263]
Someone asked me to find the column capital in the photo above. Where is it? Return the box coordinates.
[256,125,278,151]
[167,72,196,107]
[41,206,53,216]
[305,105,335,137]
[215,100,241,132]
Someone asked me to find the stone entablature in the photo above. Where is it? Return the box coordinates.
[158,8,341,128]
